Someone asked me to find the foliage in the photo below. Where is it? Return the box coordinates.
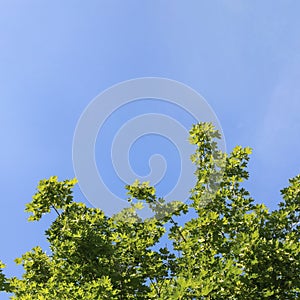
[0,261,9,293]
[1,122,299,299]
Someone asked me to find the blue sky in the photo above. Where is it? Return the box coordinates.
[1,1,300,297]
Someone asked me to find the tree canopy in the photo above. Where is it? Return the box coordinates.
[1,122,299,299]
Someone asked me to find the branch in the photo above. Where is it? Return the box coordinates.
[51,205,60,216]
[169,216,187,243]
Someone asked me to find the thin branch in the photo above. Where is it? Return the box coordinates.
[51,205,60,216]
[150,278,160,298]
[169,216,187,243]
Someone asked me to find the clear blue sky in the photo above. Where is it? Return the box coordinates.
[1,1,300,298]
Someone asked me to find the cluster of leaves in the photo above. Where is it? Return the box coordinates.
[1,122,299,299]
[0,261,9,293]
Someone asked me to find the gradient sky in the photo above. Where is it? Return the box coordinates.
[1,1,300,298]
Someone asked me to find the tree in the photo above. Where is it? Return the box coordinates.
[1,122,299,299]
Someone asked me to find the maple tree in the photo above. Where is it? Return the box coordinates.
[1,123,299,299]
